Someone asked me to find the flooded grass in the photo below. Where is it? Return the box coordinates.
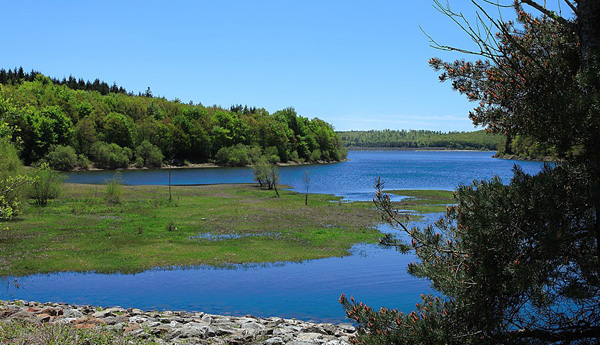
[0,184,451,276]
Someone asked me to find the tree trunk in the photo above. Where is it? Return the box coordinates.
[576,0,600,64]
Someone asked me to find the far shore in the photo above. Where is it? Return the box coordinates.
[52,158,347,173]
[346,146,495,152]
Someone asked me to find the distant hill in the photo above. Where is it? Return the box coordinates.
[337,129,500,151]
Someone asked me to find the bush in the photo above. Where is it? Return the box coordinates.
[310,149,322,162]
[89,141,132,169]
[214,144,253,166]
[135,140,163,168]
[104,172,123,205]
[77,154,91,170]
[43,145,78,171]
[264,146,281,164]
[214,146,232,165]
[134,156,144,168]
[0,123,30,220]
[29,163,65,207]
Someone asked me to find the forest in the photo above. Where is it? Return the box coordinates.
[0,68,346,170]
[338,129,500,150]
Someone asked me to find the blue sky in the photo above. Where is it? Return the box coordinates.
[0,1,528,131]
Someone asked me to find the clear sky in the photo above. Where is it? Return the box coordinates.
[0,1,523,132]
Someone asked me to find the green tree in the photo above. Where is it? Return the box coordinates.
[0,119,31,221]
[135,140,163,168]
[29,163,64,207]
[101,112,135,148]
[44,145,78,171]
[343,2,600,344]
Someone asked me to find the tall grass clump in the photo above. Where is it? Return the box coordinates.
[29,163,65,207]
[104,172,123,205]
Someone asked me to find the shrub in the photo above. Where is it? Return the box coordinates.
[214,144,251,166]
[310,149,322,162]
[135,140,163,168]
[264,146,281,164]
[89,141,132,169]
[44,145,78,171]
[134,156,144,168]
[29,163,65,207]
[77,154,91,170]
[104,172,123,205]
[214,146,231,165]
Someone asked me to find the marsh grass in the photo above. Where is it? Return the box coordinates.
[384,189,455,213]
[1,183,451,276]
[2,183,382,276]
[103,172,123,205]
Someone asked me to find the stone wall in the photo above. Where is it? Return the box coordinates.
[0,300,356,345]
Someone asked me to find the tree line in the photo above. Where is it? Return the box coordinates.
[338,129,500,150]
[0,67,134,97]
[0,73,346,170]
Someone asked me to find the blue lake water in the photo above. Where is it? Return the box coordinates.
[0,151,547,323]
[66,150,547,200]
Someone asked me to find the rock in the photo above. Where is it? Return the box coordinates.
[0,299,358,345]
[0,309,16,318]
[265,337,286,345]
[62,309,83,318]
[36,313,52,323]
[103,315,128,325]
[10,310,36,321]
[180,322,206,338]
[39,307,58,316]
[129,315,147,324]
[336,323,355,333]
[297,332,324,342]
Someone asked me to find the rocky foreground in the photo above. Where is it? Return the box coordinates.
[0,300,357,344]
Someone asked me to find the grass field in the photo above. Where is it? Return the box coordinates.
[385,189,455,213]
[0,183,453,276]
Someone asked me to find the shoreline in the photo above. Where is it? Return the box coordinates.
[346,146,496,152]
[0,299,356,344]
[62,159,346,173]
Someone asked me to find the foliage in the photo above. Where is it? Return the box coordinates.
[0,183,381,275]
[43,144,78,171]
[135,140,163,168]
[214,144,260,167]
[104,172,123,205]
[428,4,591,159]
[29,163,65,207]
[0,76,346,169]
[496,134,558,160]
[344,2,600,344]
[0,119,30,220]
[346,166,600,344]
[89,141,132,170]
[339,129,500,150]
[250,155,280,195]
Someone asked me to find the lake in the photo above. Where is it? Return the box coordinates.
[0,151,547,323]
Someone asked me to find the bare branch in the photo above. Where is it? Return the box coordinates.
[561,0,578,15]
[519,0,576,30]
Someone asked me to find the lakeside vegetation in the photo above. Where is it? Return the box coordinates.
[0,183,378,276]
[0,68,346,171]
[338,129,500,150]
[0,180,451,277]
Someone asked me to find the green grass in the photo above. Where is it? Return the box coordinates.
[384,189,455,213]
[1,183,382,276]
